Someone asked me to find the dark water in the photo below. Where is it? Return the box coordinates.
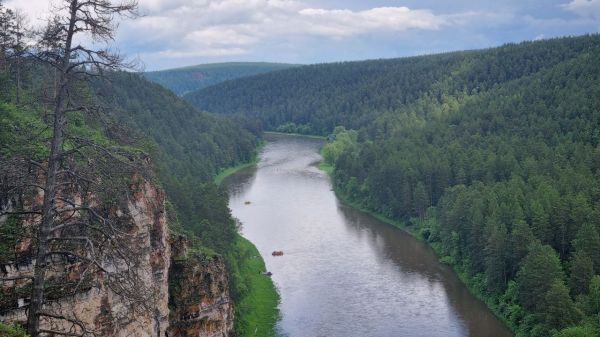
[225,134,512,337]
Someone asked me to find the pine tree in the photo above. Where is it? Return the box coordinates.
[572,223,600,270]
[568,252,594,296]
[544,280,582,331]
[485,223,509,293]
[517,243,565,311]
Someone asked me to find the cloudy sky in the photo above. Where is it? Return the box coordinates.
[6,0,600,70]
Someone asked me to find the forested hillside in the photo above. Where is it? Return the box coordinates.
[90,72,261,251]
[88,74,277,335]
[193,35,600,337]
[144,62,298,95]
[186,35,600,136]
[0,46,268,337]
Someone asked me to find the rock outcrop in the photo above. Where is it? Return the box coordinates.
[0,176,235,336]
[167,243,234,337]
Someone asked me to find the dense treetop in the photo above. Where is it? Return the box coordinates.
[89,72,261,252]
[185,35,600,135]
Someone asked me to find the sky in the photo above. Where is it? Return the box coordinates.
[5,0,600,70]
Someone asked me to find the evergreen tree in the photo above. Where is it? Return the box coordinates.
[413,181,429,219]
[583,276,600,317]
[517,243,565,311]
[544,280,582,331]
[569,252,594,296]
[572,223,600,270]
[485,223,509,293]
[509,220,536,278]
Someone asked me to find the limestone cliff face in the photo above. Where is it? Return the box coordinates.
[0,178,171,336]
[167,240,235,337]
[0,175,235,337]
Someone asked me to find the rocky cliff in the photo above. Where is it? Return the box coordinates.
[167,242,234,337]
[0,175,235,337]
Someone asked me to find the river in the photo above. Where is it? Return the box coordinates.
[225,134,512,337]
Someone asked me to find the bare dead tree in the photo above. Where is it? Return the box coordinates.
[1,150,154,336]
[0,1,147,336]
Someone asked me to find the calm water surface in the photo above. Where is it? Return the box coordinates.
[225,134,512,337]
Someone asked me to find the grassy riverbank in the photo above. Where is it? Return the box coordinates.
[214,142,265,186]
[228,235,280,337]
[214,161,257,186]
[216,141,280,337]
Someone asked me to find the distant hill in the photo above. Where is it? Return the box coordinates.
[184,35,600,135]
[143,62,299,95]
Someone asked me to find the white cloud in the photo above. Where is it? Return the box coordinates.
[5,0,52,24]
[117,0,450,61]
[564,0,600,19]
[297,7,444,37]
[153,47,247,58]
[6,0,599,69]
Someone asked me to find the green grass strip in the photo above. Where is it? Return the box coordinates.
[232,235,280,337]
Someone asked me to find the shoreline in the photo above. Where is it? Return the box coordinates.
[217,138,280,337]
[317,146,515,335]
[214,142,265,186]
[264,130,326,140]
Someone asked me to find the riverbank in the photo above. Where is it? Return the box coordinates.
[228,235,280,337]
[216,145,280,337]
[264,130,326,140]
[214,142,265,186]
[317,147,515,335]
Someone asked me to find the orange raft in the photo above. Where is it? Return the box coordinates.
[271,251,284,256]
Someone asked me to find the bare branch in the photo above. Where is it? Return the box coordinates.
[0,275,34,281]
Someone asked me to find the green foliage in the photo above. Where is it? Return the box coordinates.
[89,72,261,253]
[186,35,600,136]
[552,325,598,337]
[275,122,314,135]
[517,243,566,312]
[320,126,358,166]
[1,54,271,334]
[572,223,600,270]
[0,323,28,337]
[544,280,582,331]
[144,62,298,96]
[226,235,279,337]
[583,276,600,316]
[0,102,50,160]
[214,146,261,185]
[0,215,22,264]
[569,253,595,296]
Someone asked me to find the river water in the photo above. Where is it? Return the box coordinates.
[225,134,512,337]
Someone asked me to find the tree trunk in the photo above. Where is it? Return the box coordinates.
[27,71,68,337]
[27,2,76,335]
[15,53,20,104]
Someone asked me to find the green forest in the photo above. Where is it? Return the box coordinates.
[0,11,274,333]
[89,72,261,252]
[144,62,298,96]
[192,35,600,337]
